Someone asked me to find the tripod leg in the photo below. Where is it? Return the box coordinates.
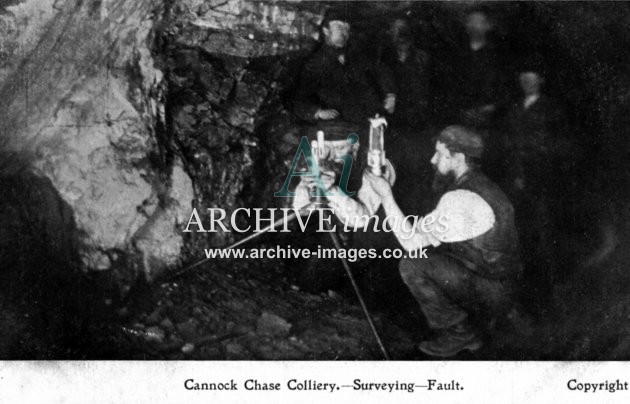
[326,225,391,360]
[165,209,304,280]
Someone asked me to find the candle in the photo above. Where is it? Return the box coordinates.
[316,131,325,159]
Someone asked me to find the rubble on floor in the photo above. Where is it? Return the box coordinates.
[115,252,419,360]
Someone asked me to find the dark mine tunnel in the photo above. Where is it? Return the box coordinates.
[0,0,629,362]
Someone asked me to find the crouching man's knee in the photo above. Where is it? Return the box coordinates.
[399,256,430,285]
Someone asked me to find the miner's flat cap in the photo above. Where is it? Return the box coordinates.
[434,125,484,158]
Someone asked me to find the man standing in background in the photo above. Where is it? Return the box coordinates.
[293,9,397,141]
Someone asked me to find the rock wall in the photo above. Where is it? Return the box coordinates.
[160,0,325,248]
[0,0,327,286]
[0,0,194,285]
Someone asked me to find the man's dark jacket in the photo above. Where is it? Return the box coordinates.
[504,94,567,190]
[294,44,395,126]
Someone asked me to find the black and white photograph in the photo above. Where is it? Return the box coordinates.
[1,0,630,399]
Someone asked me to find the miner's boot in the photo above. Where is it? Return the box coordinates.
[418,322,483,358]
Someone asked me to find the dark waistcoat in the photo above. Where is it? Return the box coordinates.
[438,170,521,279]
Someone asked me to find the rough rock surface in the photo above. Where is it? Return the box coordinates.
[0,0,326,282]
[0,0,59,84]
[161,0,325,249]
[0,0,194,281]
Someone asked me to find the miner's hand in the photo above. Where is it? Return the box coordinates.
[300,169,336,196]
[363,169,393,199]
[319,169,336,190]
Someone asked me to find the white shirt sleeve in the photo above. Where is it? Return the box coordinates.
[426,189,495,243]
[327,159,396,224]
